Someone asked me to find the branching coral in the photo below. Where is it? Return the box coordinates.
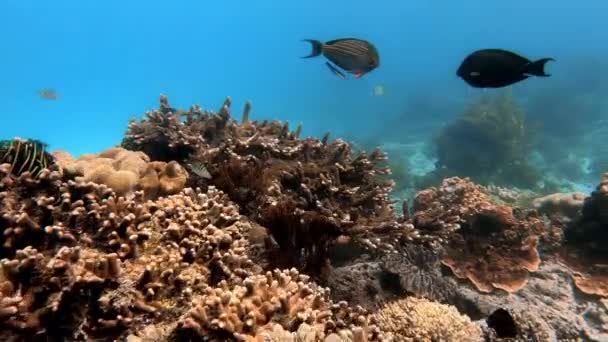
[412,177,544,293]
[172,268,384,341]
[121,95,415,272]
[434,91,541,188]
[0,159,389,340]
[0,161,253,339]
[372,297,482,342]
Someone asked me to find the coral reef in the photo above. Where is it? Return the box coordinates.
[5,93,607,341]
[0,161,390,340]
[412,177,544,293]
[53,147,188,199]
[121,95,416,272]
[172,268,384,341]
[433,91,541,189]
[372,297,482,342]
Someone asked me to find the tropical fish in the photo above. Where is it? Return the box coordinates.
[371,84,385,96]
[37,88,59,100]
[301,38,380,79]
[189,161,211,179]
[457,49,554,88]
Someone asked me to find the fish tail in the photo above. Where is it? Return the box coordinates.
[301,39,323,58]
[524,58,555,77]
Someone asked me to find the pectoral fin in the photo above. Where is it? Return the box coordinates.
[325,62,347,79]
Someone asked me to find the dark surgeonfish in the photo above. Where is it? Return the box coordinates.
[457,49,554,88]
[302,38,380,79]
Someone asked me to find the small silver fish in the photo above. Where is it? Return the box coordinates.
[190,161,211,179]
[371,84,385,96]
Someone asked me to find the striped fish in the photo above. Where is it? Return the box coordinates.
[301,38,380,79]
[189,160,212,179]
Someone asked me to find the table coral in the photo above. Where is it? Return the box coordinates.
[412,177,544,293]
[372,297,482,342]
[122,95,416,272]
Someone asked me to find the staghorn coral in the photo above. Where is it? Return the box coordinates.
[412,177,544,293]
[122,95,416,272]
[55,147,188,200]
[172,268,384,341]
[372,297,482,342]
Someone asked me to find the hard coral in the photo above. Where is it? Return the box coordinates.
[372,297,482,342]
[122,95,413,272]
[1,160,388,340]
[56,147,187,200]
[562,173,608,297]
[0,161,247,339]
[173,268,383,341]
[532,191,585,220]
[412,177,544,293]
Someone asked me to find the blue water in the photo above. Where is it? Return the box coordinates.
[1,0,606,164]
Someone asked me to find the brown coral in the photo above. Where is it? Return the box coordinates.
[121,95,415,272]
[172,268,384,341]
[412,177,544,293]
[56,147,187,199]
[372,297,482,342]
[0,159,388,340]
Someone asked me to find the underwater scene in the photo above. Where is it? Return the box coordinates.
[1,0,608,341]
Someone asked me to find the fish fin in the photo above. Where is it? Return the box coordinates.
[325,62,347,79]
[523,58,555,77]
[301,39,323,58]
[353,72,364,78]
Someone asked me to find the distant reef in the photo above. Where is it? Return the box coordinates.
[0,95,606,341]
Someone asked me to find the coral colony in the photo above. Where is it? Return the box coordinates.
[0,94,606,341]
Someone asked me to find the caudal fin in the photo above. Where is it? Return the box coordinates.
[301,39,323,58]
[524,58,555,77]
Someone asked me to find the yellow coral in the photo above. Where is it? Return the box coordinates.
[372,297,482,342]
